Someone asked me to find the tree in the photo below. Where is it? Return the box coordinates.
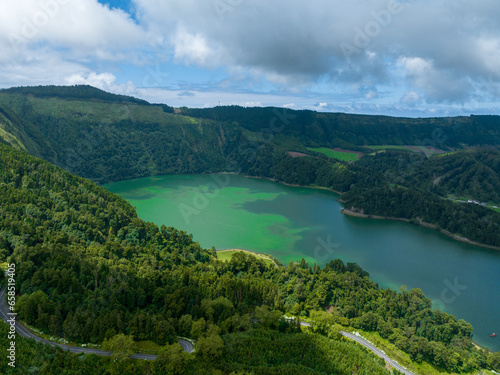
[155,343,190,374]
[178,314,193,337]
[254,306,282,330]
[190,318,206,339]
[102,334,135,360]
[196,334,224,360]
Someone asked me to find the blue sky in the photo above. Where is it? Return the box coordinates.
[1,0,499,117]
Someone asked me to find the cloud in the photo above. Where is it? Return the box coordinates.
[172,27,220,67]
[133,0,500,103]
[1,0,500,113]
[400,57,472,103]
[65,71,136,95]
[400,91,421,107]
[0,0,148,63]
[178,91,196,97]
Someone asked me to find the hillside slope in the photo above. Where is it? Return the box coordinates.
[1,141,499,373]
[1,85,499,248]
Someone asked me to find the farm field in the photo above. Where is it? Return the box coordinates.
[306,147,361,161]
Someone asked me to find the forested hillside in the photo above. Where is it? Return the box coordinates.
[1,137,500,373]
[1,86,500,250]
[181,106,500,148]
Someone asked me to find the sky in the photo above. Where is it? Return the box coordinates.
[1,0,499,117]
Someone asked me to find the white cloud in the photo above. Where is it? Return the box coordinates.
[133,0,500,104]
[400,57,472,103]
[172,27,219,67]
[1,0,500,114]
[64,72,136,95]
[0,0,148,63]
[400,91,421,107]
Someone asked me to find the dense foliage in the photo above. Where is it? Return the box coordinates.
[1,86,500,249]
[0,323,393,375]
[1,142,500,373]
[0,85,149,105]
[180,106,500,147]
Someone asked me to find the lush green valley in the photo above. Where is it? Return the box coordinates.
[1,86,500,373]
[1,86,500,249]
[1,129,499,373]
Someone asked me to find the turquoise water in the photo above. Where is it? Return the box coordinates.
[105,174,500,351]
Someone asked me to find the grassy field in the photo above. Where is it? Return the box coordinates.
[216,249,277,267]
[306,147,359,161]
[366,145,411,151]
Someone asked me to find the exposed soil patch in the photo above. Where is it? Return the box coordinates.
[406,145,446,156]
[287,151,310,158]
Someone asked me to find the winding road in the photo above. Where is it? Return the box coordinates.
[295,320,415,374]
[0,285,193,359]
[1,285,415,372]
[340,331,415,375]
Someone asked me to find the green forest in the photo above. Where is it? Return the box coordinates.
[1,86,500,249]
[0,125,500,373]
[1,86,500,373]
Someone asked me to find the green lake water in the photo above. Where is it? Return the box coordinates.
[104,174,500,351]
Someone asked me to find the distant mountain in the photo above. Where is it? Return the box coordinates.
[0,85,499,248]
[0,85,149,105]
[1,140,498,374]
[1,85,500,373]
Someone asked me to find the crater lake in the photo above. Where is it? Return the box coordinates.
[105,174,500,351]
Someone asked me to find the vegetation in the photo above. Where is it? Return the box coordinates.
[1,86,499,249]
[1,141,499,373]
[216,250,276,267]
[306,147,360,161]
[1,86,500,372]
[0,85,149,105]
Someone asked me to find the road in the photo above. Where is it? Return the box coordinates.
[286,320,415,373]
[340,331,415,375]
[1,284,412,371]
[0,285,193,359]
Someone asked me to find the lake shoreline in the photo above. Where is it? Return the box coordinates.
[239,173,500,251]
[341,208,500,252]
[243,174,343,195]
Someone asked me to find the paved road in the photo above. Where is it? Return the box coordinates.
[1,284,410,371]
[0,285,193,359]
[294,320,415,374]
[340,331,415,375]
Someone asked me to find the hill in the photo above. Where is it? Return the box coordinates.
[1,141,499,373]
[0,85,499,248]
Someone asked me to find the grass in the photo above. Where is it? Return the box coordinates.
[1,96,201,128]
[365,145,450,157]
[306,147,359,161]
[216,249,276,267]
[352,330,458,375]
[0,126,27,152]
[436,151,460,157]
[352,329,498,375]
[365,145,412,151]
[133,340,163,355]
[446,195,500,213]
